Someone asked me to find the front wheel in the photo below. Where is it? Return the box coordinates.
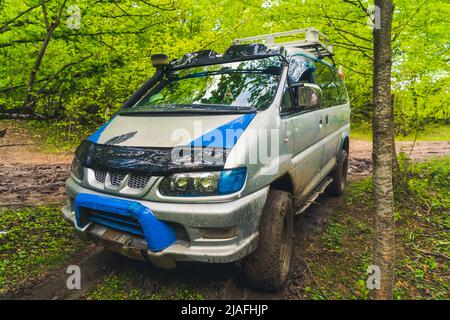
[327,149,348,197]
[240,189,294,292]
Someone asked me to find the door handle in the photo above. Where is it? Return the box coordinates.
[325,114,329,125]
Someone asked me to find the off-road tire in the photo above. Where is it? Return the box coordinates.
[241,189,294,292]
[327,149,348,197]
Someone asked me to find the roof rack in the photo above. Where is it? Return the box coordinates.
[233,28,333,60]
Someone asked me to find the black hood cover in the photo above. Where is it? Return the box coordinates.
[75,140,227,175]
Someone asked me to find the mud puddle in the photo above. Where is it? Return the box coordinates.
[0,164,70,206]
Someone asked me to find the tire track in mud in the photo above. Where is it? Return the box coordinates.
[3,246,110,300]
[5,248,233,300]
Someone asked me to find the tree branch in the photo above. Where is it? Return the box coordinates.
[37,54,93,94]
[139,0,177,11]
[0,2,46,33]
[339,62,373,76]
[343,0,370,17]
[40,0,50,30]
[23,0,68,111]
[321,4,373,60]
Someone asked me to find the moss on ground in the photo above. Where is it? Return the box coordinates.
[86,271,205,300]
[0,205,85,295]
[351,123,450,141]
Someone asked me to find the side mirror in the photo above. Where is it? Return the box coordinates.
[151,53,169,69]
[291,83,322,110]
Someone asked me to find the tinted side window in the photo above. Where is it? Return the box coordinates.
[288,56,316,83]
[334,71,349,104]
[315,64,340,108]
[288,56,318,112]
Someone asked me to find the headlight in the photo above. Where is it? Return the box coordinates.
[159,168,247,197]
[71,157,84,181]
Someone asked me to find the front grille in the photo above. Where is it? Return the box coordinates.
[94,169,107,183]
[79,208,189,243]
[110,171,126,187]
[92,169,151,190]
[128,174,151,189]
[86,209,144,236]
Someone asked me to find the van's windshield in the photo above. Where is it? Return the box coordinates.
[124,56,284,114]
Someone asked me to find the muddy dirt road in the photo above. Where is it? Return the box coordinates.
[348,139,450,180]
[0,124,71,207]
[1,123,449,299]
[0,164,70,206]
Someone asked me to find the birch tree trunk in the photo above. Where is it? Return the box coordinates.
[372,0,395,300]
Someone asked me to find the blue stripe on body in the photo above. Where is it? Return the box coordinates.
[87,117,115,143]
[190,113,256,149]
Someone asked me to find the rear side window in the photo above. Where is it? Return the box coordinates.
[315,63,341,108]
[335,72,349,105]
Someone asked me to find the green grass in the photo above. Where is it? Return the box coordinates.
[87,272,205,300]
[0,119,89,154]
[300,157,450,300]
[350,123,450,141]
[0,206,85,295]
[26,120,91,154]
[87,273,159,300]
[350,125,373,141]
[392,159,450,299]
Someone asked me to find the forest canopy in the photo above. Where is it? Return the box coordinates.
[0,0,449,135]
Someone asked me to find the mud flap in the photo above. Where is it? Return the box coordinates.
[74,193,176,252]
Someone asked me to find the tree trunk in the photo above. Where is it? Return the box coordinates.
[23,0,63,112]
[372,0,395,300]
[391,94,400,181]
[23,26,59,111]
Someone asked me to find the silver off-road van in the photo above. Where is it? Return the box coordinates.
[63,28,350,291]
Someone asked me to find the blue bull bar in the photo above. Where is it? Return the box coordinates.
[74,193,176,252]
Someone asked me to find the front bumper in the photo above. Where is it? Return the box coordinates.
[63,177,268,267]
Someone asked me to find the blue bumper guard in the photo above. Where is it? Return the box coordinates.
[74,193,176,252]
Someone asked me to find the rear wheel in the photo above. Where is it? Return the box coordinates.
[327,149,348,197]
[241,189,293,292]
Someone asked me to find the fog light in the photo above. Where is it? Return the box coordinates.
[200,227,238,239]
